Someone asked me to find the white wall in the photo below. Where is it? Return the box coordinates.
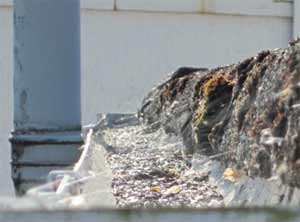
[0,7,14,196]
[81,10,292,122]
[294,0,300,37]
[0,1,294,195]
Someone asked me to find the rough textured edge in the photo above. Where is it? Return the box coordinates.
[140,40,300,206]
[193,157,300,207]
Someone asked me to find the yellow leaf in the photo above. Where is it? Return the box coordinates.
[165,185,181,195]
[223,168,242,183]
[150,186,161,193]
[166,168,180,177]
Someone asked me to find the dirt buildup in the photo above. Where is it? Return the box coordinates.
[94,118,223,208]
[93,118,223,208]
[139,40,300,190]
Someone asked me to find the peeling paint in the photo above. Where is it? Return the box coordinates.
[14,46,23,74]
[19,89,30,125]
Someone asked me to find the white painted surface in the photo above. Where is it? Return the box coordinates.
[0,0,11,6]
[116,0,202,13]
[202,0,292,17]
[0,4,294,195]
[0,0,293,16]
[82,0,114,10]
[0,7,14,196]
[294,0,300,37]
[81,10,292,123]
[116,0,293,16]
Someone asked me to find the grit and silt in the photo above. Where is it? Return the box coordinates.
[96,121,223,208]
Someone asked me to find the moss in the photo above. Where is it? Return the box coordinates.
[159,75,192,108]
[195,74,235,127]
[193,74,235,154]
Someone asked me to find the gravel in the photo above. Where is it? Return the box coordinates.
[94,123,224,208]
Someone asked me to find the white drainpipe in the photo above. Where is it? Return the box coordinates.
[10,0,82,195]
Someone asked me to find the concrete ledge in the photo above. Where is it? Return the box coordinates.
[0,0,293,17]
[0,208,299,222]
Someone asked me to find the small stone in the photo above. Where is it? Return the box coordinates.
[223,168,243,183]
[164,185,182,196]
[132,172,153,180]
[99,123,224,208]
[193,173,209,182]
[150,186,161,193]
[166,168,180,177]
